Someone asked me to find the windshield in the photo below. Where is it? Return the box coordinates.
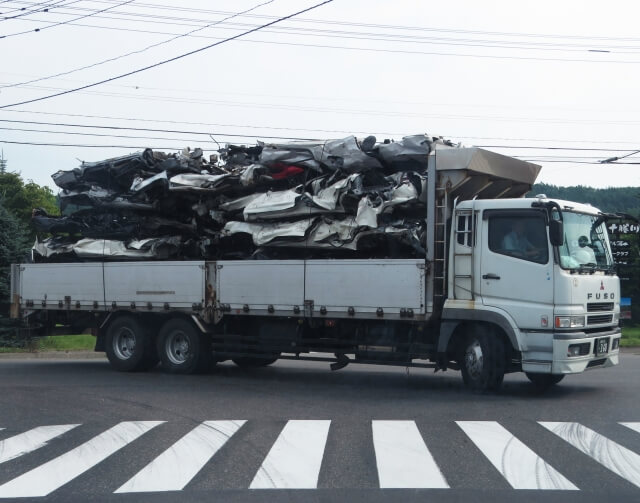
[558,212,614,270]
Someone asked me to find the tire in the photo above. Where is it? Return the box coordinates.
[459,325,506,391]
[232,355,279,368]
[526,372,564,388]
[105,315,155,372]
[157,318,212,374]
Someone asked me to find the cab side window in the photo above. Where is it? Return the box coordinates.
[488,214,548,264]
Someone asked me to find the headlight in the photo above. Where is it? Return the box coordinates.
[613,312,620,324]
[555,315,585,328]
[612,338,620,350]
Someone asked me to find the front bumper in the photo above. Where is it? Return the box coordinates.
[521,327,621,374]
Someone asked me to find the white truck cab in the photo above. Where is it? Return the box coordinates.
[444,195,620,386]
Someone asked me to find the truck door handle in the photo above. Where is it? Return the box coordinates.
[482,273,501,280]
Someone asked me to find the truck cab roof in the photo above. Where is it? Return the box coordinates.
[456,196,602,216]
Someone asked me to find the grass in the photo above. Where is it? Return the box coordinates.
[38,335,95,351]
[0,335,95,353]
[621,325,640,348]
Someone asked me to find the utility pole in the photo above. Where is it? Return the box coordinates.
[0,150,6,174]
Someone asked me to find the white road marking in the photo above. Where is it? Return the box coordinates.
[620,422,640,435]
[372,420,448,488]
[457,421,577,490]
[0,421,163,498]
[540,422,640,488]
[250,420,330,489]
[0,425,79,465]
[115,420,245,493]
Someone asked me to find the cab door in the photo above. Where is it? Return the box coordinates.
[479,210,554,330]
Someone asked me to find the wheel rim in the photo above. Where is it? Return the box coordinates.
[165,330,191,365]
[113,327,136,360]
[465,339,484,379]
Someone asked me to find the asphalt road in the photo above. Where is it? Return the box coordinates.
[0,351,639,503]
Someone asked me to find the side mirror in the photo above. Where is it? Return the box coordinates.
[549,220,564,246]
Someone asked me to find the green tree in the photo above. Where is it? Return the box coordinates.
[0,172,58,238]
[0,200,30,344]
[530,183,640,216]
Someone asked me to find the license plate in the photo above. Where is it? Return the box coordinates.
[596,337,609,355]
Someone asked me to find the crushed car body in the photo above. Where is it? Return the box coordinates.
[33,134,456,261]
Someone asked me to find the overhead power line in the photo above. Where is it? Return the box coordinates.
[599,149,640,164]
[0,125,215,143]
[1,119,639,155]
[2,138,637,166]
[6,5,637,53]
[7,4,640,54]
[1,0,133,39]
[1,0,74,21]
[0,120,322,140]
[476,144,639,152]
[5,8,638,64]
[8,80,640,125]
[7,16,639,64]
[4,108,640,147]
[0,0,276,87]
[0,139,190,149]
[10,0,640,44]
[0,0,335,109]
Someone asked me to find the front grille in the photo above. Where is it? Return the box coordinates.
[588,314,613,324]
[587,358,606,368]
[587,302,614,312]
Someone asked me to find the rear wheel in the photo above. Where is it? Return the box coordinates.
[105,315,155,372]
[459,325,506,391]
[526,372,564,388]
[157,318,212,374]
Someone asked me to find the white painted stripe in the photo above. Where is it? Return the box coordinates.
[115,420,245,493]
[620,422,640,435]
[0,421,163,498]
[0,425,79,465]
[372,420,448,489]
[250,420,330,489]
[457,421,576,490]
[540,422,640,488]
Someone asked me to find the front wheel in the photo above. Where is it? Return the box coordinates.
[526,372,564,388]
[459,326,506,391]
[157,318,212,374]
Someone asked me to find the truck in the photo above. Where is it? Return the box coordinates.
[9,145,621,390]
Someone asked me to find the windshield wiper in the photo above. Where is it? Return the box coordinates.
[577,263,597,274]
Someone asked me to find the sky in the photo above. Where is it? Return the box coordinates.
[1,0,639,190]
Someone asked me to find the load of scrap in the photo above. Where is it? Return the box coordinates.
[32,134,456,261]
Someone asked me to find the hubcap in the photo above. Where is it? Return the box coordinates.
[166,331,191,365]
[465,339,484,379]
[113,327,136,360]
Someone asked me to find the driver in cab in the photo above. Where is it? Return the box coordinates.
[502,220,540,259]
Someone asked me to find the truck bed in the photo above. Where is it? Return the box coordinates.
[14,259,427,321]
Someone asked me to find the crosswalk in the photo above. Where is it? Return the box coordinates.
[0,420,638,497]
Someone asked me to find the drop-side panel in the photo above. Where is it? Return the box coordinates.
[19,263,105,308]
[216,260,305,313]
[104,261,205,309]
[305,259,426,317]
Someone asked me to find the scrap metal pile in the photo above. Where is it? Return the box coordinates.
[32,134,453,261]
